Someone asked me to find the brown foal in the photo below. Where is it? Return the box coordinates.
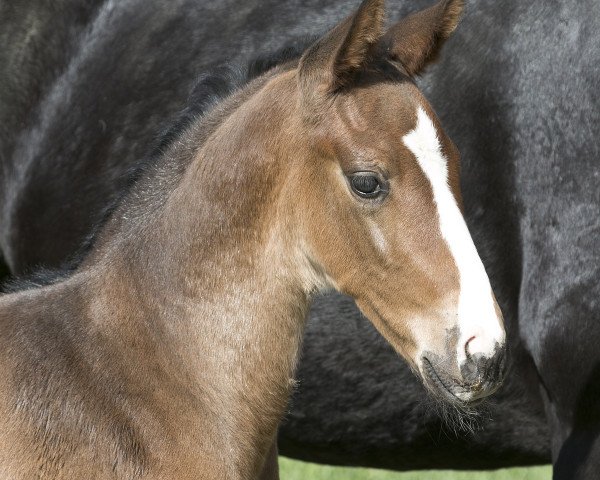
[0,0,506,478]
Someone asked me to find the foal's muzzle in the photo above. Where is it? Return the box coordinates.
[422,344,506,405]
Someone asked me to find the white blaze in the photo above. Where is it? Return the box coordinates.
[402,107,505,364]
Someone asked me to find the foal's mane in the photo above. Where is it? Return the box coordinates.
[2,42,310,293]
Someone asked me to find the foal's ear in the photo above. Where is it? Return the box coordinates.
[298,0,386,97]
[381,0,464,77]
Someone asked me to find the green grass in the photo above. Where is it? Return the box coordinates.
[279,457,551,480]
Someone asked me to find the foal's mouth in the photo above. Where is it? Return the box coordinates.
[421,357,498,406]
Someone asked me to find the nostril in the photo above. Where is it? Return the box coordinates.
[464,335,477,358]
[464,335,501,360]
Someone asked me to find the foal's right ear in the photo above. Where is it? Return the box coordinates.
[297,0,386,103]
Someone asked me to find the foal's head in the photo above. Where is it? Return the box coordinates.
[228,0,505,405]
[280,0,505,405]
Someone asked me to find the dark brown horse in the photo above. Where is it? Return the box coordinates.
[0,0,505,477]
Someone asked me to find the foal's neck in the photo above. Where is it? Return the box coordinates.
[86,69,318,472]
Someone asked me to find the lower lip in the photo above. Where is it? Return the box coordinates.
[422,357,483,405]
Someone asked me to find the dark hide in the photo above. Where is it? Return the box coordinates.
[1,0,599,476]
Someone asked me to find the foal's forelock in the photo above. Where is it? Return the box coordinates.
[402,106,505,364]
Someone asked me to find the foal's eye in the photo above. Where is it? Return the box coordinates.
[349,173,385,199]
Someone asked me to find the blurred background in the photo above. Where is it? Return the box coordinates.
[279,458,551,479]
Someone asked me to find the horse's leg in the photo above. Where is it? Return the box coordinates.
[540,345,600,480]
[258,439,279,480]
[521,266,600,479]
[551,410,600,479]
[539,364,600,480]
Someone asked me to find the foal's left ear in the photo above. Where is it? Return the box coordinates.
[298,0,386,98]
[381,0,464,77]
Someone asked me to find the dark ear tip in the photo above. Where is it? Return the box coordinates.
[298,0,388,96]
[438,0,466,38]
[380,0,466,77]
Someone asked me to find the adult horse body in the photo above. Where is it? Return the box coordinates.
[0,0,598,478]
